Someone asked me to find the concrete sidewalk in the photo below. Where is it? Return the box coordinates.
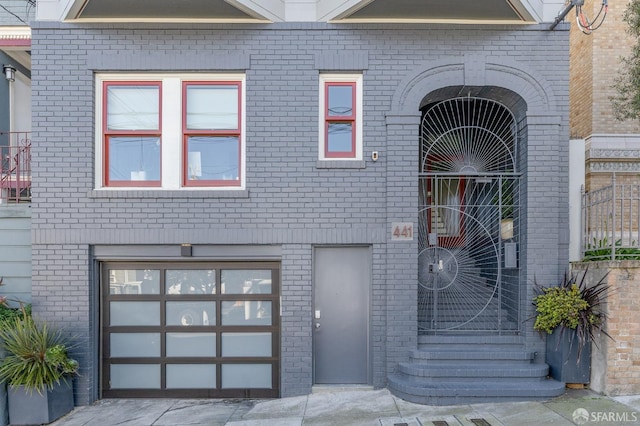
[50,388,640,426]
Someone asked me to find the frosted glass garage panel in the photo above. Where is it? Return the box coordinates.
[221,364,272,389]
[221,270,271,294]
[166,333,216,357]
[166,302,216,326]
[222,333,271,357]
[166,364,217,389]
[108,269,159,294]
[166,269,216,295]
[111,333,160,358]
[110,302,160,326]
[221,301,272,325]
[110,364,160,389]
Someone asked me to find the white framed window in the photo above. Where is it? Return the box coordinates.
[95,73,246,190]
[318,73,363,161]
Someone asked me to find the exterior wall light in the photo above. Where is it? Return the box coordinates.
[3,65,16,82]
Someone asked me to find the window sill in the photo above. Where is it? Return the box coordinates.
[88,189,250,199]
[316,160,366,169]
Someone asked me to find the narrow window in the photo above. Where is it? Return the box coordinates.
[325,82,356,158]
[183,82,242,187]
[103,82,162,187]
[319,74,362,161]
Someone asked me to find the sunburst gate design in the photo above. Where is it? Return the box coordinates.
[418,97,521,334]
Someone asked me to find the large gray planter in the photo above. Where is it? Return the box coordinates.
[8,381,73,425]
[546,327,591,384]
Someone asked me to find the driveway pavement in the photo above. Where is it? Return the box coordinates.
[49,388,640,426]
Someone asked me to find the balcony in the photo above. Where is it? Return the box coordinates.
[0,132,31,204]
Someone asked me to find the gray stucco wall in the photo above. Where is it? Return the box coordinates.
[30,21,569,405]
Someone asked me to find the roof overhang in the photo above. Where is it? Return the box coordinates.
[63,0,273,22]
[325,0,536,23]
[47,0,556,23]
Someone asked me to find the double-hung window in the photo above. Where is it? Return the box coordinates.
[96,74,245,190]
[319,74,363,161]
[183,82,242,187]
[103,82,162,187]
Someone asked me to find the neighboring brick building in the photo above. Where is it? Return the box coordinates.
[32,0,571,406]
[570,1,640,396]
[570,0,640,191]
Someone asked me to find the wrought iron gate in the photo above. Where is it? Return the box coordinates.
[418,97,521,334]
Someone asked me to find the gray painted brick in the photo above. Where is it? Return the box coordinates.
[29,21,569,405]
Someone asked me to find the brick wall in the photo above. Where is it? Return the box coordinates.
[31,21,569,404]
[570,0,640,138]
[574,262,640,395]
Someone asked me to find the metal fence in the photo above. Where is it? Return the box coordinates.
[582,173,640,261]
[0,132,31,205]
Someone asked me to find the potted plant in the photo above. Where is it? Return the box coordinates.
[0,312,78,425]
[532,270,611,384]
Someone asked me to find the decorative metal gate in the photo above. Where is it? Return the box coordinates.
[418,97,521,334]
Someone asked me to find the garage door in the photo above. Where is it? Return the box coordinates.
[101,262,280,398]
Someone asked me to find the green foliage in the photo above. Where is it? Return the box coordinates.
[612,0,640,120]
[533,270,612,357]
[583,237,640,261]
[0,314,78,394]
[533,284,589,333]
[0,304,31,324]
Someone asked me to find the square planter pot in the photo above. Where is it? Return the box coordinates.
[545,327,591,384]
[8,381,73,425]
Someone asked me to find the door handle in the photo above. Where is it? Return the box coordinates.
[315,322,321,329]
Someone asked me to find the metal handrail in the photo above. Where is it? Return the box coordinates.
[0,132,31,205]
[582,173,640,261]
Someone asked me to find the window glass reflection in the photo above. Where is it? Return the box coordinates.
[166,269,216,294]
[221,270,271,294]
[221,301,272,326]
[166,302,216,326]
[109,269,159,294]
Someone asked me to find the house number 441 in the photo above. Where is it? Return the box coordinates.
[391,222,413,240]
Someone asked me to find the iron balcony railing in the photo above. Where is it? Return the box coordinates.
[0,132,31,205]
[582,173,640,261]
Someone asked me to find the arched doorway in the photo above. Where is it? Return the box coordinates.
[418,94,522,334]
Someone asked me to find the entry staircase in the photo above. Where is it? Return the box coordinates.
[388,335,565,405]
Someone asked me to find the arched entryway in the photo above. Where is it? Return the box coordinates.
[387,59,567,404]
[418,93,523,334]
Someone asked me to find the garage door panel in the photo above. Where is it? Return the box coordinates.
[101,262,280,398]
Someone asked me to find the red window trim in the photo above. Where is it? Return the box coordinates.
[103,81,162,188]
[324,81,356,159]
[182,81,242,188]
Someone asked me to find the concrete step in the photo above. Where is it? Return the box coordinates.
[397,361,549,379]
[410,348,535,363]
[387,334,563,405]
[417,334,523,347]
[388,374,566,405]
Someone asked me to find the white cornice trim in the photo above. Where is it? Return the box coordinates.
[225,0,284,22]
[0,27,31,39]
[318,0,373,21]
[330,18,534,25]
[61,17,270,23]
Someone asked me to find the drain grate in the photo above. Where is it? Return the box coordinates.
[432,421,450,426]
[470,419,492,426]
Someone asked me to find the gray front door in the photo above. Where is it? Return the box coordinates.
[313,247,369,384]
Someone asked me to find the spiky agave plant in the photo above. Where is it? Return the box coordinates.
[0,314,78,394]
[533,269,613,360]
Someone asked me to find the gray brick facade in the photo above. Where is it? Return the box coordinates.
[30,21,569,405]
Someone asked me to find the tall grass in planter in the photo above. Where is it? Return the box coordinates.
[533,270,612,384]
[0,314,78,425]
